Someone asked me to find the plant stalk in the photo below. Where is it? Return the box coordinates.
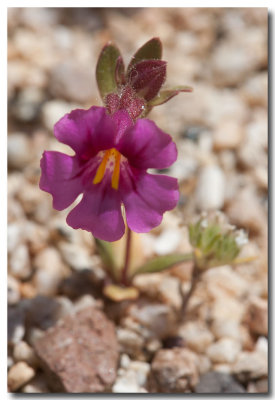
[181,261,200,321]
[121,227,132,286]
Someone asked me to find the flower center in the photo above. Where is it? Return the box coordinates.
[93,148,121,190]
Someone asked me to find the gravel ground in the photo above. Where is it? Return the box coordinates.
[8,7,268,393]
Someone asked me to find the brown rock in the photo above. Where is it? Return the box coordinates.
[34,307,119,393]
[246,296,268,336]
[149,348,199,393]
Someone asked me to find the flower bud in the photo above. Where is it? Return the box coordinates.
[188,212,248,269]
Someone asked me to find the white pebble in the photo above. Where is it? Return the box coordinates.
[196,164,225,210]
[8,361,35,391]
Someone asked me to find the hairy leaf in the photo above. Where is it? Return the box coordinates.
[96,43,122,100]
[127,37,162,72]
[148,86,193,107]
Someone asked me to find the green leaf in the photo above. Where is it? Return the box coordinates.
[115,56,125,86]
[127,37,162,73]
[132,253,193,277]
[201,225,221,253]
[96,42,122,100]
[148,86,193,107]
[188,220,201,247]
[95,238,119,281]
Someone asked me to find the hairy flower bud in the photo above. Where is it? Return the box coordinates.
[188,211,248,269]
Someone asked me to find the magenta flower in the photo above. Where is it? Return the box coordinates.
[40,106,179,241]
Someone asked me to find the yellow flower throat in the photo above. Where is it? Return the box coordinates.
[93,148,121,190]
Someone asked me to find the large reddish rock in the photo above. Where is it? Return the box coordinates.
[34,307,119,393]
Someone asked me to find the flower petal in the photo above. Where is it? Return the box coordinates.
[40,151,83,211]
[112,109,133,142]
[121,171,179,232]
[54,106,117,159]
[66,185,125,241]
[118,119,177,169]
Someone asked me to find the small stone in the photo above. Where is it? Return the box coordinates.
[153,229,181,255]
[238,112,267,169]
[129,301,177,339]
[49,61,94,103]
[146,338,162,354]
[73,294,99,312]
[113,360,150,393]
[17,182,52,225]
[117,328,144,358]
[22,373,50,393]
[195,371,245,393]
[8,198,25,223]
[206,338,241,364]
[34,307,119,393]
[26,328,45,347]
[197,355,212,375]
[13,341,38,367]
[8,305,26,345]
[211,319,241,341]
[232,350,268,382]
[11,86,44,122]
[246,296,268,336]
[210,296,245,323]
[253,165,268,190]
[178,321,214,353]
[58,270,101,300]
[8,275,20,305]
[24,222,49,254]
[204,265,249,299]
[8,223,23,253]
[112,369,141,393]
[41,100,80,131]
[8,133,34,169]
[9,243,31,280]
[195,164,225,210]
[209,27,267,86]
[55,296,74,318]
[58,242,93,271]
[25,295,61,331]
[241,72,268,108]
[247,378,268,393]
[33,247,69,296]
[226,187,266,234]
[20,282,37,299]
[120,353,131,369]
[134,274,182,309]
[213,363,232,374]
[130,360,150,387]
[149,348,199,393]
[255,336,268,356]
[8,361,35,392]
[213,120,244,151]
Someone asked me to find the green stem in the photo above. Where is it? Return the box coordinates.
[181,262,201,321]
[121,227,132,286]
